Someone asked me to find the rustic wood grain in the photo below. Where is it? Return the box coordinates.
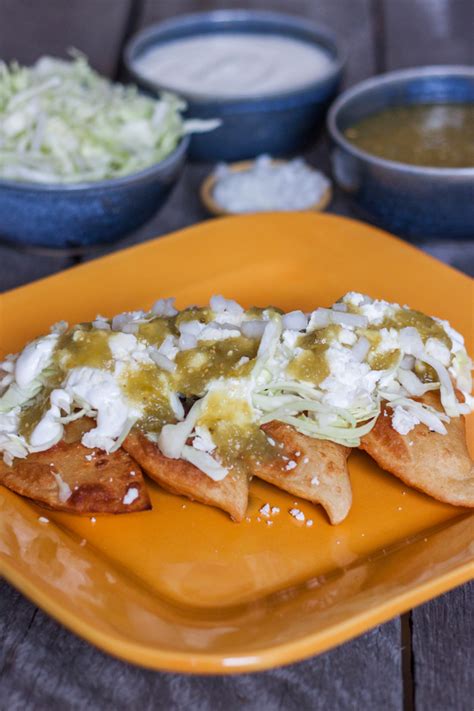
[411,582,474,711]
[0,0,132,76]
[0,0,472,708]
[0,578,403,710]
[383,0,474,68]
[382,3,474,707]
[0,248,74,292]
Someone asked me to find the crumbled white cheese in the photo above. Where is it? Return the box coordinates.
[210,295,244,317]
[425,337,451,366]
[391,405,420,435]
[377,327,400,353]
[259,503,271,517]
[178,333,197,351]
[282,310,308,331]
[151,297,178,317]
[342,292,369,308]
[212,155,331,213]
[285,460,297,471]
[359,299,393,323]
[338,329,357,346]
[322,341,378,409]
[38,516,49,523]
[199,323,241,341]
[282,329,300,350]
[311,476,320,486]
[123,487,139,505]
[289,508,305,522]
[50,320,68,335]
[179,320,204,338]
[111,311,146,333]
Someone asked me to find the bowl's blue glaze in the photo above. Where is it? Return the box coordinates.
[125,10,345,162]
[328,66,474,240]
[0,135,189,248]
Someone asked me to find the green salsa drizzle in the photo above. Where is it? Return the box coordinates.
[14,301,456,467]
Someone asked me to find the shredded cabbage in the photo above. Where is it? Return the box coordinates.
[0,54,210,184]
[0,379,42,412]
[253,379,381,447]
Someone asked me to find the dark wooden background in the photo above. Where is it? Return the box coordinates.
[0,1,473,709]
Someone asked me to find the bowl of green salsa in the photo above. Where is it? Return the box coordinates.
[327,66,474,239]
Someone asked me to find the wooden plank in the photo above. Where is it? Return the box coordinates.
[382,3,474,707]
[139,0,376,85]
[384,0,474,68]
[0,0,132,76]
[411,582,474,710]
[0,6,404,707]
[0,578,402,709]
[0,247,73,292]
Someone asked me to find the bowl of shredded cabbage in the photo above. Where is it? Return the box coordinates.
[0,54,204,248]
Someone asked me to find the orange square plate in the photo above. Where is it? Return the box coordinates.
[0,213,472,673]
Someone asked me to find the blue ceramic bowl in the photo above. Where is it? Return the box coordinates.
[0,135,189,249]
[124,10,345,162]
[327,66,474,239]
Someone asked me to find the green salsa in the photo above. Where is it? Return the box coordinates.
[199,392,281,475]
[380,309,451,348]
[120,365,174,433]
[55,327,113,370]
[287,325,340,385]
[345,104,474,168]
[174,336,258,397]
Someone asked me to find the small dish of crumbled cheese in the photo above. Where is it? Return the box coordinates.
[201,155,332,215]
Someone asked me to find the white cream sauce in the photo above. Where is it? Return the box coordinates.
[134,33,334,98]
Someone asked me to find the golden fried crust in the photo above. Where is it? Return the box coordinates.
[360,392,474,507]
[252,421,352,524]
[123,430,249,521]
[0,439,151,514]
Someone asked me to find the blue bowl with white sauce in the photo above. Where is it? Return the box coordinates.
[327,66,474,239]
[125,10,345,162]
[0,135,189,249]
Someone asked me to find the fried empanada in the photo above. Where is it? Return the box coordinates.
[360,392,474,507]
[123,429,249,521]
[0,419,150,514]
[252,421,352,524]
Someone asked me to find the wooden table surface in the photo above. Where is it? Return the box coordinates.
[0,1,472,709]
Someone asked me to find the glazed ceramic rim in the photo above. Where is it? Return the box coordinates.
[0,134,189,192]
[200,159,332,216]
[124,9,346,105]
[327,65,474,176]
